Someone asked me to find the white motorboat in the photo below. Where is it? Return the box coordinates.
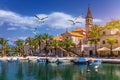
[48,58,58,63]
[37,58,48,63]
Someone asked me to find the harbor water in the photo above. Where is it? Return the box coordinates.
[0,61,120,80]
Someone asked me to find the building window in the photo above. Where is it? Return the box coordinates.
[103,31,105,35]
[102,40,105,44]
[116,40,118,43]
[66,37,69,38]
[116,31,119,34]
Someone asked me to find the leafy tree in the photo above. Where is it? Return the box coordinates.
[61,38,75,56]
[34,35,43,53]
[105,20,120,29]
[25,37,35,54]
[49,39,59,56]
[89,25,103,56]
[61,38,72,50]
[0,38,8,56]
[42,33,53,55]
[14,39,24,56]
[6,45,11,56]
[107,38,116,56]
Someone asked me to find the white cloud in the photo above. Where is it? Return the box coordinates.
[18,36,27,40]
[0,10,39,29]
[21,26,28,30]
[44,12,74,29]
[7,36,28,46]
[7,36,27,45]
[0,10,102,30]
[8,36,27,41]
[93,19,102,23]
[7,27,17,30]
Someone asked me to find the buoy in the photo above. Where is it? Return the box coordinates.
[95,69,98,72]
[94,65,98,69]
[87,69,90,72]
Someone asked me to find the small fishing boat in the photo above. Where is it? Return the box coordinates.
[28,58,37,62]
[48,58,58,63]
[89,59,102,65]
[73,57,87,64]
[7,57,19,62]
[94,60,102,65]
[58,58,71,63]
[37,58,48,63]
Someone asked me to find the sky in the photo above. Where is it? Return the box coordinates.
[0,0,120,45]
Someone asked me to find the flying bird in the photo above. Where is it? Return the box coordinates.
[35,15,48,23]
[33,28,37,35]
[68,20,82,25]
[68,14,83,25]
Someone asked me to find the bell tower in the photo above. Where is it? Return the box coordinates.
[86,5,93,38]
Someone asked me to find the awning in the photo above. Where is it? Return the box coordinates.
[112,47,120,51]
[97,47,110,51]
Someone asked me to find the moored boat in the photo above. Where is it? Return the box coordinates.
[89,59,102,65]
[58,58,71,63]
[48,58,58,63]
[37,58,48,63]
[73,57,87,64]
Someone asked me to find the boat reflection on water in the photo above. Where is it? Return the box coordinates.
[0,61,120,80]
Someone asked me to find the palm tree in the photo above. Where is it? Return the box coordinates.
[61,38,75,56]
[34,34,43,53]
[42,33,52,55]
[33,38,38,52]
[0,38,8,57]
[6,45,11,56]
[10,46,18,56]
[14,39,24,56]
[43,33,49,44]
[25,37,34,54]
[89,25,103,56]
[107,38,116,57]
[49,40,59,56]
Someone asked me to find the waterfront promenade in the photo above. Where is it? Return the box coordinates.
[0,56,120,64]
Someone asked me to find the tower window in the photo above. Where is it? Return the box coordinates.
[102,40,105,44]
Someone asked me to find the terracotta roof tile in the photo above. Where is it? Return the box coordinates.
[53,36,63,41]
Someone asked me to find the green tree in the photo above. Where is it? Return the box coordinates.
[25,37,35,54]
[34,34,43,53]
[14,39,24,56]
[61,38,75,56]
[49,40,59,56]
[105,20,120,29]
[89,25,103,56]
[6,45,11,56]
[107,38,116,56]
[42,33,53,55]
[0,38,8,57]
[105,20,120,36]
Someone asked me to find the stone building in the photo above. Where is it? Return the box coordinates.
[100,28,120,48]
[53,5,93,56]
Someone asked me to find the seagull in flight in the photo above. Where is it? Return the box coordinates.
[68,20,82,25]
[35,15,48,23]
[68,14,83,25]
[33,28,37,35]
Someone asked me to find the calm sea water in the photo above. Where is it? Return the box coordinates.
[0,61,120,80]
